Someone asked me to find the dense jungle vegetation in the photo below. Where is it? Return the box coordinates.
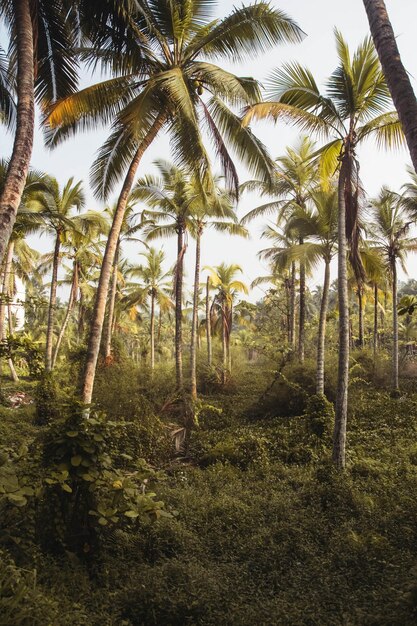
[2,0,417,624]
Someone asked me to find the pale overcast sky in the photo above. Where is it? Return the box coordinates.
[1,0,417,301]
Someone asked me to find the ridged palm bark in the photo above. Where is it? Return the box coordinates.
[317,259,330,395]
[190,226,202,399]
[206,277,212,367]
[362,0,417,172]
[0,0,34,264]
[333,160,350,468]
[104,245,119,360]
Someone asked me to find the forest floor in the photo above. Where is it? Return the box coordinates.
[1,362,417,625]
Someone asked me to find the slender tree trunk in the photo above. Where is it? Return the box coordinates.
[373,283,378,361]
[358,285,364,348]
[392,261,399,391]
[190,227,202,400]
[175,225,185,390]
[290,262,296,350]
[104,245,119,359]
[0,0,34,264]
[333,157,350,469]
[221,305,227,385]
[285,278,291,342]
[363,0,417,173]
[150,290,155,370]
[316,259,330,395]
[206,276,212,366]
[45,231,61,371]
[52,262,78,368]
[157,309,162,350]
[228,303,232,374]
[298,244,306,362]
[0,242,14,339]
[81,115,165,406]
[0,242,18,381]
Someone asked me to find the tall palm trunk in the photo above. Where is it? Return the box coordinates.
[190,226,202,399]
[0,0,34,264]
[45,231,61,371]
[206,276,212,366]
[298,243,306,362]
[363,0,417,173]
[373,283,378,361]
[52,261,78,368]
[150,289,155,370]
[221,302,227,385]
[316,259,330,395]
[227,303,233,374]
[290,261,296,350]
[333,156,350,468]
[358,285,364,348]
[81,115,164,407]
[175,223,185,390]
[104,245,119,359]
[392,261,399,391]
[157,309,162,349]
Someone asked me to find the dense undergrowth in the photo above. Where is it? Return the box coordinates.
[2,355,417,625]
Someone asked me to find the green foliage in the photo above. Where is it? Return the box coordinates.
[34,373,63,425]
[305,393,335,438]
[40,407,168,554]
[0,335,44,378]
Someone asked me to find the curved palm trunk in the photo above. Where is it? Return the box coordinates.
[373,283,378,362]
[150,290,155,370]
[82,115,165,407]
[290,262,296,350]
[333,158,350,469]
[358,285,364,348]
[206,277,212,366]
[104,245,119,359]
[52,262,78,368]
[175,225,185,390]
[298,244,306,362]
[190,227,202,400]
[363,0,417,173]
[0,0,34,264]
[45,232,61,371]
[392,261,399,391]
[316,259,330,395]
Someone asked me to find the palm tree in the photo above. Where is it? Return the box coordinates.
[52,235,104,368]
[0,0,81,264]
[44,1,302,407]
[27,177,87,370]
[136,161,196,389]
[102,198,146,360]
[125,247,172,370]
[188,184,248,399]
[362,0,417,172]
[207,263,248,383]
[241,136,318,359]
[244,31,403,467]
[286,188,338,395]
[369,187,417,391]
